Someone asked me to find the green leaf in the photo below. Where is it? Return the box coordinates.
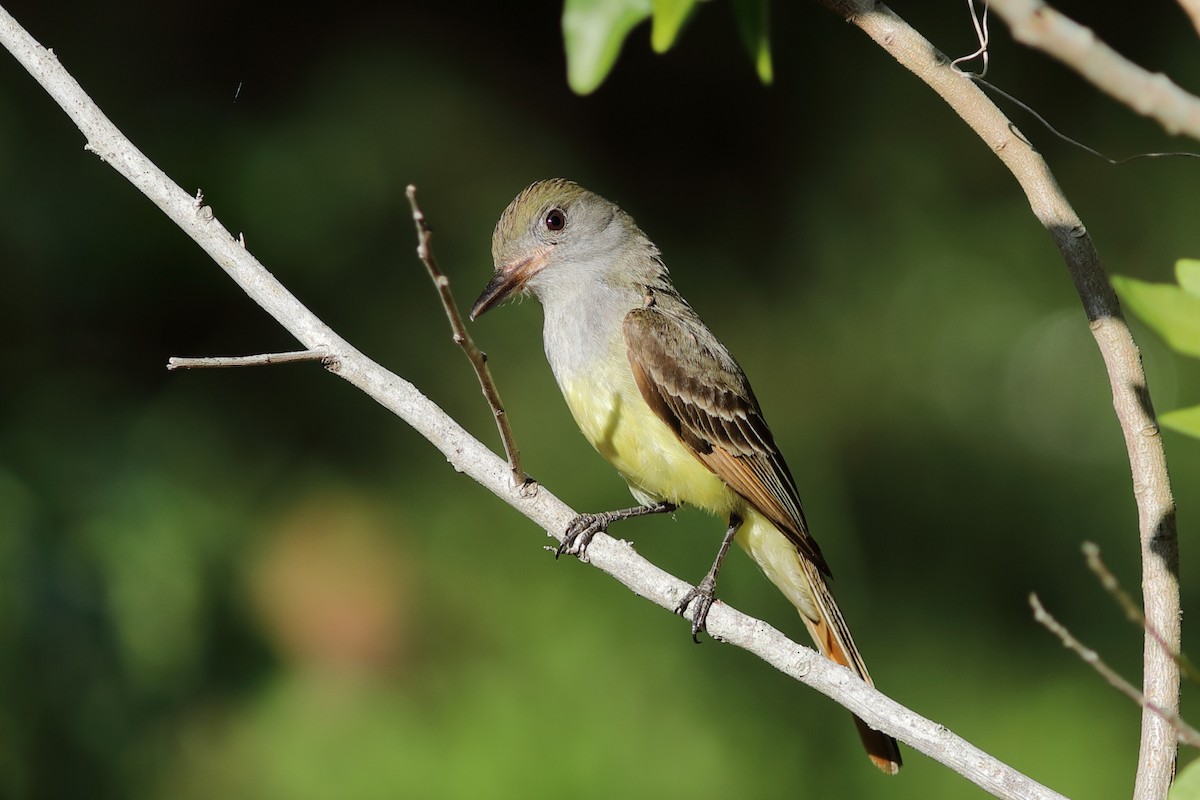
[1112,274,1200,358]
[1176,259,1200,298]
[1170,756,1200,800]
[650,0,698,53]
[1161,405,1200,439]
[731,0,773,84]
[563,0,652,95]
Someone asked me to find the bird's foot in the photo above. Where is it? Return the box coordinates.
[556,512,615,561]
[674,574,719,643]
[556,502,675,561]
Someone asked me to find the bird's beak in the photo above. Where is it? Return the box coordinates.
[469,247,550,320]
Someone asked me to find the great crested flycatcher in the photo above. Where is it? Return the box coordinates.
[470,179,901,774]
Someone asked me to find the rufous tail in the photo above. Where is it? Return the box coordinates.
[735,510,901,774]
[798,557,902,775]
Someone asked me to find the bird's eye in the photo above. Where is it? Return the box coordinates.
[544,208,566,232]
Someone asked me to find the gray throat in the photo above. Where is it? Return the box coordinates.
[538,278,638,387]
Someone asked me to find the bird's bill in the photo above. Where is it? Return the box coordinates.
[469,248,550,319]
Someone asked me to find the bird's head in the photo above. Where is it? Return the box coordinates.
[470,179,648,319]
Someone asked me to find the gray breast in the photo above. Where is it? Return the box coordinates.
[539,281,635,387]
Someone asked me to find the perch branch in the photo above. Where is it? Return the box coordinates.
[987,0,1200,140]
[0,4,1066,798]
[405,185,528,489]
[1030,594,1200,749]
[166,349,333,370]
[814,2,1180,798]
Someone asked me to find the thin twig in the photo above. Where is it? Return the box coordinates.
[814,4,1180,797]
[1030,594,1200,749]
[987,0,1200,139]
[404,185,528,490]
[1083,542,1200,684]
[1029,594,1154,711]
[1084,541,1157,628]
[166,349,333,370]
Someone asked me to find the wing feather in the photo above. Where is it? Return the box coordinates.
[624,305,830,576]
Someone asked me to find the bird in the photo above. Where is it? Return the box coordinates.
[469,178,901,774]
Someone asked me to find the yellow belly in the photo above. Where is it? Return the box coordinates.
[561,371,735,517]
[562,365,821,626]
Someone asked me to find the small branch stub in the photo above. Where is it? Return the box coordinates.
[167,349,335,370]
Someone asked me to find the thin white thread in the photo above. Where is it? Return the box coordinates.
[950,0,990,78]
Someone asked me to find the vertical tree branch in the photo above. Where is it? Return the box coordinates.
[814,2,1180,797]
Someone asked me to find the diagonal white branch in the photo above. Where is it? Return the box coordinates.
[0,5,1068,799]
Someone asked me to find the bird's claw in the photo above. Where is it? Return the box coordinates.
[674,577,719,643]
[556,512,611,561]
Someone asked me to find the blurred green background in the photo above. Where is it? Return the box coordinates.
[2,2,1199,798]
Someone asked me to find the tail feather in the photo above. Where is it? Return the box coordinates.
[798,567,903,775]
[736,509,902,775]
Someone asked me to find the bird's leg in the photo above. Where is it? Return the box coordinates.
[675,513,741,643]
[557,500,677,560]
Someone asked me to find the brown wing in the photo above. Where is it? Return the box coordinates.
[623,305,830,576]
